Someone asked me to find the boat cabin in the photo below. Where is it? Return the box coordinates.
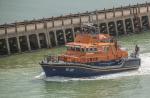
[48,24,128,63]
[59,33,128,63]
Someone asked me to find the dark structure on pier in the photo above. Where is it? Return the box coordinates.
[0,3,150,55]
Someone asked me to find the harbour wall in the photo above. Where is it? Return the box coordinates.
[0,3,150,55]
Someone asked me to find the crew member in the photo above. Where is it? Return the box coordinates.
[135,45,140,57]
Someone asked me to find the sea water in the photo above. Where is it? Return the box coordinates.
[0,31,150,98]
[0,0,149,24]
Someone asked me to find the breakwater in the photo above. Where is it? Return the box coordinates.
[0,3,150,55]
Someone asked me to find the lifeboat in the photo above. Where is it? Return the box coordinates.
[40,24,141,78]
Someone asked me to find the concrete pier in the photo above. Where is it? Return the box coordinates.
[0,3,150,55]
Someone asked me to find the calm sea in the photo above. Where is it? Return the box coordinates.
[0,0,149,24]
[0,0,150,98]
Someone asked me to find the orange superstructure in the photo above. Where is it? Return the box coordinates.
[59,33,128,63]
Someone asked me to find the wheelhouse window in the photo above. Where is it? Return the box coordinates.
[89,48,93,52]
[81,48,85,52]
[76,47,80,51]
[86,48,89,52]
[93,48,97,52]
[85,47,97,52]
[67,46,75,51]
[67,45,85,52]
[66,45,97,53]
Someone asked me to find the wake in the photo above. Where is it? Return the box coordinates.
[34,53,150,82]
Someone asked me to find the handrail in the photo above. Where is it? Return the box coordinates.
[44,55,60,63]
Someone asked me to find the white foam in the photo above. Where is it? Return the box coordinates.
[35,53,150,82]
[34,72,45,79]
[138,53,150,75]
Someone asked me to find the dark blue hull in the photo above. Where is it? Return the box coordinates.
[40,58,141,78]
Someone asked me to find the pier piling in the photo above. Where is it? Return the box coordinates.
[0,3,150,55]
